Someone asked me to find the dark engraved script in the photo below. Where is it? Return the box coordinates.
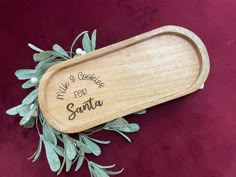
[56,82,70,100]
[66,97,103,120]
[56,72,105,100]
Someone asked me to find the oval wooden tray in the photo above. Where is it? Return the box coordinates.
[38,26,210,133]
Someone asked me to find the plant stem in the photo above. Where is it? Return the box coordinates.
[86,127,104,136]
[66,135,89,162]
[35,115,41,136]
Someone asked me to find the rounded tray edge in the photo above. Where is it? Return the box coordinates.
[160,25,210,91]
[38,25,210,133]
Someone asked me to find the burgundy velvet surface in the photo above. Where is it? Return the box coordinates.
[1,0,236,177]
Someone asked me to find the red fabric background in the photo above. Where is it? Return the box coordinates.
[1,0,236,177]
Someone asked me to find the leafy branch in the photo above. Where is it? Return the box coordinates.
[6,30,146,176]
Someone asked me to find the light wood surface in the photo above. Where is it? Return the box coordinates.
[38,26,210,133]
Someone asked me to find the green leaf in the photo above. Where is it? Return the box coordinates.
[74,139,82,147]
[75,140,92,154]
[43,122,57,145]
[19,104,36,125]
[82,33,92,53]
[75,152,84,172]
[28,43,44,52]
[22,80,37,89]
[36,61,61,77]
[105,168,124,175]
[88,161,123,177]
[63,134,77,160]
[88,163,96,177]
[19,105,30,117]
[41,135,61,172]
[33,51,53,61]
[118,123,140,133]
[94,167,109,177]
[6,104,24,115]
[35,55,57,70]
[19,110,33,125]
[114,130,131,143]
[53,44,69,58]
[22,88,38,105]
[15,69,36,80]
[53,128,61,136]
[134,109,147,115]
[104,118,128,129]
[80,135,101,156]
[91,29,97,51]
[52,145,64,157]
[39,112,44,124]
[80,146,92,154]
[65,155,72,172]
[42,131,63,156]
[23,116,36,128]
[91,162,116,169]
[86,136,111,144]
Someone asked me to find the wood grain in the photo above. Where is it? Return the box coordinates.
[38,26,210,133]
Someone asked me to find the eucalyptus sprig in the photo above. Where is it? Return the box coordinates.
[6,30,146,176]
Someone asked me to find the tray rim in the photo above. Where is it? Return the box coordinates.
[38,25,210,133]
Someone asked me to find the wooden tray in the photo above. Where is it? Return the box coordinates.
[38,26,210,133]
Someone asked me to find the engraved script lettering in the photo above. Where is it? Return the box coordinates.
[66,97,103,120]
[78,72,105,88]
[56,82,70,100]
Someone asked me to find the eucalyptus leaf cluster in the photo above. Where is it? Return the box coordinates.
[6,30,146,176]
